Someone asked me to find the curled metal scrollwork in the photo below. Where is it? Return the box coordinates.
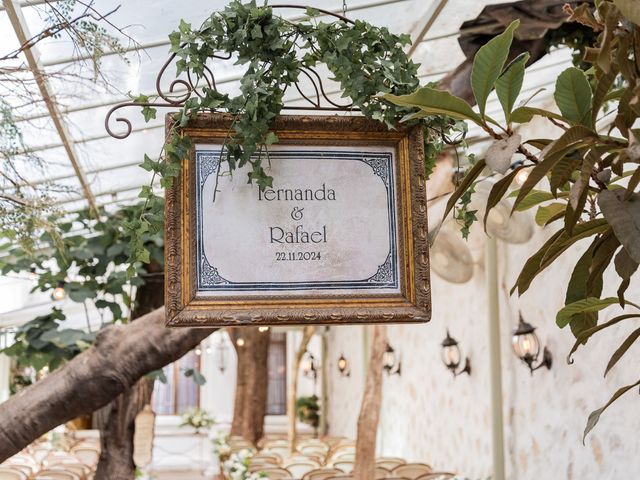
[105,5,357,140]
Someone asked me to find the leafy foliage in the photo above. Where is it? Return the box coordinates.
[0,202,163,371]
[128,0,462,268]
[384,1,640,437]
[296,394,320,429]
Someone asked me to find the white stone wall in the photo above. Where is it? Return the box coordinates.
[325,228,640,478]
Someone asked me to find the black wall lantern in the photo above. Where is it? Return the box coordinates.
[382,342,401,376]
[216,335,228,374]
[337,353,350,377]
[301,350,318,382]
[511,314,552,374]
[441,330,471,377]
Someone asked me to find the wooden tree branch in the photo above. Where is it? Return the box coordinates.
[287,326,315,454]
[0,307,214,461]
[353,325,388,480]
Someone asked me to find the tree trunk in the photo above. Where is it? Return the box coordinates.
[353,325,388,480]
[287,326,315,454]
[93,378,153,479]
[93,268,165,479]
[229,327,271,445]
[0,307,215,461]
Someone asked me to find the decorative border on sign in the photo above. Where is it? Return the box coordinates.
[195,149,398,292]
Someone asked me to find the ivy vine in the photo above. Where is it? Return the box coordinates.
[128,0,462,270]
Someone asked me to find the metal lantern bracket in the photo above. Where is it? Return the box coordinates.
[105,5,358,141]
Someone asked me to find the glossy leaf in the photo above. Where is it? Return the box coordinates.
[535,203,566,226]
[568,314,640,363]
[514,190,555,211]
[605,327,640,376]
[382,87,483,124]
[510,106,566,124]
[554,67,593,127]
[556,297,625,329]
[598,190,640,263]
[470,19,520,117]
[495,52,529,123]
[614,0,640,26]
[512,126,597,211]
[511,229,564,295]
[483,167,523,231]
[584,378,640,442]
[441,159,486,223]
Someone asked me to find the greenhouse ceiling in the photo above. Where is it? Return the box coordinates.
[0,0,573,214]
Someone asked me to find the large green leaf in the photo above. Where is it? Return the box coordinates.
[495,52,529,123]
[512,229,564,295]
[592,69,618,125]
[554,67,593,127]
[514,190,555,211]
[441,159,486,223]
[511,106,566,124]
[565,242,600,341]
[535,203,566,226]
[614,0,640,26]
[540,219,610,270]
[598,190,640,263]
[556,297,626,329]
[512,126,597,211]
[584,378,640,442]
[470,19,520,117]
[605,327,640,377]
[483,167,523,231]
[568,313,640,363]
[382,87,482,124]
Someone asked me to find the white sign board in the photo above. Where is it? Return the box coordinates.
[195,145,399,297]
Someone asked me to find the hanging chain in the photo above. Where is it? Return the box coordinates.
[342,0,348,17]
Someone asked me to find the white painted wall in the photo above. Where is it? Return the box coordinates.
[325,226,640,479]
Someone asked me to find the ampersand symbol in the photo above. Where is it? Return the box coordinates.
[291,207,304,221]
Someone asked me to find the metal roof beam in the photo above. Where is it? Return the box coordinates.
[20,0,411,69]
[3,0,97,214]
[407,0,448,57]
[0,0,57,12]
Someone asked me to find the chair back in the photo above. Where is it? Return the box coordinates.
[392,463,433,479]
[332,452,355,462]
[284,462,318,478]
[324,476,354,480]
[375,457,406,470]
[71,447,99,467]
[0,466,28,480]
[264,446,291,460]
[415,473,455,480]
[50,464,88,479]
[302,467,344,480]
[34,470,80,480]
[260,467,293,479]
[374,465,391,479]
[331,461,354,473]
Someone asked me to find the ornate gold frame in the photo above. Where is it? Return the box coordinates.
[165,113,430,327]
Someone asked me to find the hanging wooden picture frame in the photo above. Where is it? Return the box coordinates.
[164,113,430,327]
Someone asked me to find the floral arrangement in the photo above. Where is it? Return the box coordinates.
[222,450,267,480]
[180,407,214,431]
[212,432,232,462]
